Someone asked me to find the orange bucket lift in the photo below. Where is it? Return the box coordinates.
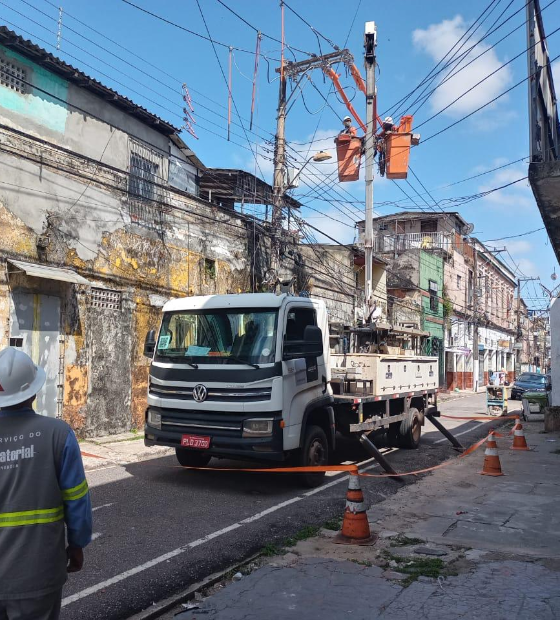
[335,134,363,182]
[385,133,412,180]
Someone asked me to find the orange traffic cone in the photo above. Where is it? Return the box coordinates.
[334,472,377,545]
[511,417,530,451]
[480,432,504,476]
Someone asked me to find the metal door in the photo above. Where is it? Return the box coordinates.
[478,351,484,384]
[10,292,61,417]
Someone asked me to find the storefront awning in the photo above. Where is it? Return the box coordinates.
[8,259,91,285]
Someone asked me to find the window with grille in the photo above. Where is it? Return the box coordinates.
[89,288,122,310]
[128,139,167,232]
[0,57,27,94]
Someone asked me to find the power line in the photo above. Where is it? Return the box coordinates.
[385,0,503,118]
[119,0,282,59]
[214,0,315,57]
[482,228,546,242]
[414,23,560,132]
[421,51,560,144]
[282,1,340,51]
[406,0,516,117]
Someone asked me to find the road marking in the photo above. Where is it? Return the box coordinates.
[92,503,114,512]
[62,460,380,608]
[91,533,102,541]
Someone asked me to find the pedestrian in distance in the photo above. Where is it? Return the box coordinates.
[0,347,92,620]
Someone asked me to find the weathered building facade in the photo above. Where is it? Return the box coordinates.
[0,28,294,436]
[357,212,520,391]
[297,243,387,328]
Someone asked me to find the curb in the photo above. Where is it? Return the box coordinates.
[125,552,262,620]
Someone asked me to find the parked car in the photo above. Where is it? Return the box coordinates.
[511,373,551,400]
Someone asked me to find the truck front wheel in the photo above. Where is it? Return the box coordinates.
[175,448,212,468]
[298,425,329,488]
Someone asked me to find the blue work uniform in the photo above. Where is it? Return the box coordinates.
[0,408,92,609]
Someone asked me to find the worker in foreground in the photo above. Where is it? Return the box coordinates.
[0,347,92,620]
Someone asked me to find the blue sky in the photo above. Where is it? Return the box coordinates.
[3,0,560,309]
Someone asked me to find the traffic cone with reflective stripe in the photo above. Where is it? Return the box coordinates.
[480,431,504,476]
[334,471,377,545]
[511,417,530,451]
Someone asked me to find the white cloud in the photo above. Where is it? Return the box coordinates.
[506,239,532,254]
[412,16,513,118]
[477,165,533,210]
[516,258,540,277]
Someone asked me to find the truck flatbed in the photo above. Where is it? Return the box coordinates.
[332,387,439,433]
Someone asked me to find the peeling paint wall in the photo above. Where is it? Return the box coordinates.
[0,131,255,437]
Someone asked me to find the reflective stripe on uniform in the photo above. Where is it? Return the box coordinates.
[0,505,64,528]
[61,479,89,501]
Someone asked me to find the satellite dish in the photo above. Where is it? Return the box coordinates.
[463,223,474,235]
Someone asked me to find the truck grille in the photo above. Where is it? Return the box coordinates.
[149,384,272,402]
[157,409,244,436]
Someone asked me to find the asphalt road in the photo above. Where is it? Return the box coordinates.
[60,393,518,620]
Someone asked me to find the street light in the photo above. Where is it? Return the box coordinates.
[286,151,332,189]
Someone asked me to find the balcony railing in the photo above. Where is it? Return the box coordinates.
[372,232,452,253]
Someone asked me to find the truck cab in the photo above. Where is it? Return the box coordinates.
[144,293,334,485]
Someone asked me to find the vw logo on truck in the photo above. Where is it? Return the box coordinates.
[192,384,208,403]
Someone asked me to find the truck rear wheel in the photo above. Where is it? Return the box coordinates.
[298,425,328,488]
[397,408,422,449]
[175,448,212,468]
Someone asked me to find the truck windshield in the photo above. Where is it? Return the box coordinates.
[155,309,278,365]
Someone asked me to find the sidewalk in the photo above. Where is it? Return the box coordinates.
[172,421,560,619]
[80,432,172,471]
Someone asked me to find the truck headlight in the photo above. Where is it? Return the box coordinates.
[242,418,273,437]
[147,409,162,430]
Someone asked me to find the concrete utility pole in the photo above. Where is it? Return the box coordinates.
[472,239,479,391]
[363,22,377,315]
[516,276,540,376]
[270,2,287,278]
[271,47,352,283]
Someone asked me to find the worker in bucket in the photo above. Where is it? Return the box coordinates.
[339,115,357,137]
[0,347,92,620]
[382,116,396,133]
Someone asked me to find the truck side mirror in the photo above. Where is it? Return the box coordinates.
[144,329,156,357]
[303,325,323,357]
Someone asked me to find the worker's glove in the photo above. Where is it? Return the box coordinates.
[67,546,84,573]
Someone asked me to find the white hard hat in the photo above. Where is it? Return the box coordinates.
[384,116,393,124]
[0,347,46,407]
[343,115,352,121]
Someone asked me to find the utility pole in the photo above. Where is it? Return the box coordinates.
[516,276,539,376]
[270,46,353,285]
[363,22,377,315]
[270,1,287,280]
[472,239,479,392]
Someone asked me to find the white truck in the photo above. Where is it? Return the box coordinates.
[144,293,439,486]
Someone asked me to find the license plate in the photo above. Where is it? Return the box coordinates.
[181,434,211,449]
